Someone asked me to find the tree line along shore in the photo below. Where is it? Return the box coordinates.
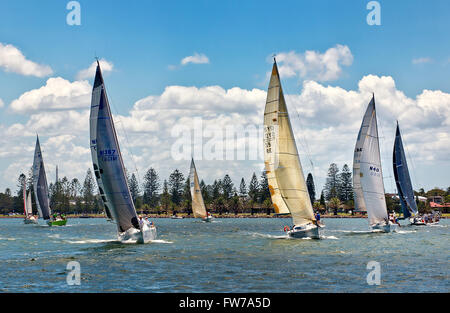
[1,163,449,217]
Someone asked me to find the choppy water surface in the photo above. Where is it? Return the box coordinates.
[0,218,448,292]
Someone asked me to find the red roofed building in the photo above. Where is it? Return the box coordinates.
[429,201,450,213]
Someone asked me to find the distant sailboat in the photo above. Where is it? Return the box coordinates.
[393,122,424,225]
[32,135,67,226]
[23,178,37,224]
[89,61,156,243]
[264,59,321,239]
[189,158,212,222]
[353,95,396,232]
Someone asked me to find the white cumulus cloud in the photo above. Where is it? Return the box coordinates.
[1,73,449,196]
[412,57,433,64]
[274,44,353,82]
[181,53,210,65]
[0,42,53,77]
[76,59,114,80]
[9,77,91,113]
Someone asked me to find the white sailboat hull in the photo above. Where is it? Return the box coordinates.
[118,223,157,244]
[202,216,213,222]
[371,222,398,233]
[409,217,426,226]
[24,216,38,224]
[287,223,320,239]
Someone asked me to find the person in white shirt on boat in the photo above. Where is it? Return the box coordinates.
[392,212,400,226]
[143,216,155,228]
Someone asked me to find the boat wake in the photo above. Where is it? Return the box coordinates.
[246,232,338,240]
[395,230,416,234]
[65,239,116,244]
[321,235,339,240]
[149,239,173,244]
[0,237,16,241]
[247,232,289,239]
[333,230,373,233]
[331,230,375,236]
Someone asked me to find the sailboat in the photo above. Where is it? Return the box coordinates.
[393,122,425,225]
[264,59,321,239]
[23,178,37,224]
[32,136,67,226]
[89,61,156,243]
[189,158,212,222]
[353,95,397,232]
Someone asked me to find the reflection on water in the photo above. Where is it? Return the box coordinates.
[0,217,448,292]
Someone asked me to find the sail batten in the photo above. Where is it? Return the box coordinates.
[393,123,418,218]
[353,96,388,225]
[189,159,208,219]
[263,61,315,225]
[90,63,139,234]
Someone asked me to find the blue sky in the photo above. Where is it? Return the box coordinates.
[0,0,449,194]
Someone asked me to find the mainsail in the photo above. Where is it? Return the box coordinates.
[23,177,33,217]
[89,62,140,234]
[393,122,418,218]
[26,190,33,215]
[32,136,51,220]
[22,179,28,217]
[353,96,388,226]
[263,60,315,226]
[189,159,208,219]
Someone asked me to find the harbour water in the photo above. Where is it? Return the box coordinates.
[0,218,448,292]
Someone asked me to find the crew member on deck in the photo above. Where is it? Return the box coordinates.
[315,212,321,226]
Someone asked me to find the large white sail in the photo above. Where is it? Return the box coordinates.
[89,62,140,234]
[189,159,208,219]
[22,179,28,217]
[26,190,33,215]
[263,60,315,226]
[32,136,51,220]
[353,96,388,226]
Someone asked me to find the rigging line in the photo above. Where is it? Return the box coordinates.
[103,83,142,189]
[401,132,420,191]
[288,94,316,178]
[377,119,395,193]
